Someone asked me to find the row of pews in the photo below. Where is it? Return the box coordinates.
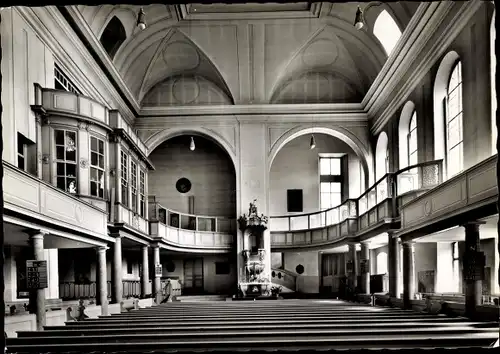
[7,299,499,353]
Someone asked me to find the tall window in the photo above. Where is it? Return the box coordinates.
[408,111,418,166]
[452,242,460,292]
[446,61,464,177]
[54,64,80,94]
[373,10,402,57]
[17,133,26,170]
[319,157,342,210]
[385,147,390,174]
[55,129,77,194]
[120,151,129,207]
[130,161,138,213]
[90,137,105,198]
[139,170,146,217]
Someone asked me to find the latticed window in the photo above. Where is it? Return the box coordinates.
[408,111,418,166]
[55,129,77,194]
[452,242,460,292]
[120,151,129,207]
[319,157,342,210]
[131,161,138,213]
[54,64,80,94]
[90,137,105,198]
[446,61,464,177]
[139,170,146,217]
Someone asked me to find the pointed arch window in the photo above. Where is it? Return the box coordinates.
[100,16,126,59]
[373,10,402,56]
[445,61,464,177]
[408,111,418,166]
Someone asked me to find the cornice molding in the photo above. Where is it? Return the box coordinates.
[139,102,364,117]
[368,0,483,135]
[16,6,136,125]
[64,6,141,116]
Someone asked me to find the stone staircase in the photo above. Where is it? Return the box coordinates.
[6,299,499,353]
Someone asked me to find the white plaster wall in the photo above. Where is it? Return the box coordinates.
[270,133,362,216]
[435,243,454,293]
[283,251,319,293]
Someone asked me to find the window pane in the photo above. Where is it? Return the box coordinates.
[91,137,97,151]
[409,152,418,166]
[447,114,463,147]
[320,182,330,193]
[56,146,65,160]
[320,158,330,175]
[331,192,341,207]
[409,132,417,153]
[447,144,463,177]
[98,156,104,169]
[66,163,76,177]
[448,88,462,119]
[55,130,64,145]
[90,182,97,196]
[409,113,417,130]
[91,152,98,166]
[17,156,25,170]
[57,163,65,176]
[330,158,341,176]
[331,182,341,193]
[321,193,331,209]
[90,168,98,181]
[66,149,76,162]
[98,140,104,154]
[57,177,66,190]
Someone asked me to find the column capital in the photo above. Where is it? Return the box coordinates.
[26,229,49,239]
[141,245,149,250]
[96,246,109,253]
[461,221,486,231]
[110,232,122,239]
[401,241,415,248]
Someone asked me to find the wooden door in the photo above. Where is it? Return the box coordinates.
[183,258,204,294]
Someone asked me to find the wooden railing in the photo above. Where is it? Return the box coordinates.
[122,280,141,299]
[269,160,445,235]
[149,200,236,234]
[59,281,111,300]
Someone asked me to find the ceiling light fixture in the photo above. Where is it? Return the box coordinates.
[190,137,195,151]
[137,7,146,30]
[354,2,383,30]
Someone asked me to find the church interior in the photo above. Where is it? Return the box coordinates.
[1,1,499,352]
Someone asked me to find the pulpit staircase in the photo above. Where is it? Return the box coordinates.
[6,300,499,353]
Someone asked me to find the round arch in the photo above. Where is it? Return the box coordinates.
[433,50,460,176]
[145,127,240,216]
[268,125,372,189]
[375,131,389,181]
[398,101,416,169]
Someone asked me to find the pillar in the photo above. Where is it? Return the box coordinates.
[388,232,400,298]
[96,246,109,316]
[112,234,123,304]
[360,243,370,294]
[402,241,415,309]
[153,245,161,304]
[29,232,46,331]
[141,245,149,298]
[347,243,358,295]
[462,221,486,318]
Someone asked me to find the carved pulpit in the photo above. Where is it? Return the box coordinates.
[237,200,271,298]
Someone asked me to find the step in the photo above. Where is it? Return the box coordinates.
[6,333,497,352]
[20,322,500,337]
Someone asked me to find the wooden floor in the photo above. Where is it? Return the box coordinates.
[6,299,499,353]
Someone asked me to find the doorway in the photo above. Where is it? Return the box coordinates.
[183,258,204,295]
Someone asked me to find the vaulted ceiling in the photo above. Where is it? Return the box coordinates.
[75,2,421,107]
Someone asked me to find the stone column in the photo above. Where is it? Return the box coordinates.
[402,241,415,309]
[112,234,123,304]
[96,246,109,316]
[388,232,400,298]
[141,245,149,298]
[462,221,486,318]
[153,245,161,304]
[360,243,370,294]
[347,243,358,296]
[29,231,46,331]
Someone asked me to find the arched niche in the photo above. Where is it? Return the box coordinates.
[268,126,372,190]
[398,101,416,169]
[375,132,389,181]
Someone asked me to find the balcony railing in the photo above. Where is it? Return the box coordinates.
[269,160,445,237]
[59,281,111,301]
[149,200,236,234]
[271,268,296,291]
[3,162,108,238]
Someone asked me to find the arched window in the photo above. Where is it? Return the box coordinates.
[376,252,388,275]
[491,10,496,155]
[408,111,418,166]
[445,61,464,177]
[373,10,402,57]
[375,132,389,181]
[100,16,126,59]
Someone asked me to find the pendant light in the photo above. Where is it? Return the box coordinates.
[137,8,146,30]
[354,6,365,30]
[310,134,316,150]
[190,136,195,151]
